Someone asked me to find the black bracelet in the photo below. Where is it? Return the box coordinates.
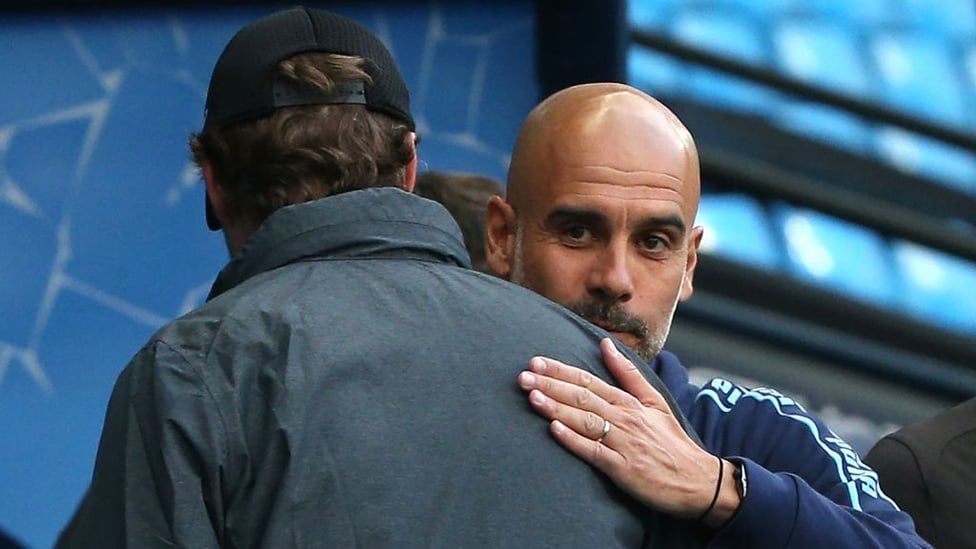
[698,455,724,522]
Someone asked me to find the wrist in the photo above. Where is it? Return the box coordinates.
[701,458,744,528]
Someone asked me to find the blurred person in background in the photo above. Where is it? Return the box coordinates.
[487,82,930,547]
[414,171,503,273]
[55,8,707,548]
[865,396,976,548]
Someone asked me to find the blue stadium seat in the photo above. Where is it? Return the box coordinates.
[874,127,976,194]
[772,0,894,27]
[891,240,976,335]
[675,0,788,15]
[893,0,976,40]
[670,8,778,115]
[868,30,976,188]
[772,17,872,95]
[628,45,683,96]
[770,17,875,151]
[628,0,674,32]
[963,42,976,128]
[770,204,898,307]
[697,193,782,270]
[869,29,970,128]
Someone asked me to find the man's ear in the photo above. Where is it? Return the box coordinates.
[485,196,518,279]
[203,161,226,227]
[679,225,704,302]
[402,133,418,192]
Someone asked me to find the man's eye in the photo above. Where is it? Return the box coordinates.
[564,226,590,240]
[641,236,666,252]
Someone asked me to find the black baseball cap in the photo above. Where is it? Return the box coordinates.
[202,6,415,229]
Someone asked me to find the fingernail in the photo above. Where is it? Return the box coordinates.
[529,389,546,405]
[604,338,620,356]
[518,371,535,388]
[551,420,566,434]
[530,357,548,373]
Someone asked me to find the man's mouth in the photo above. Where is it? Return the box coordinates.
[589,318,632,338]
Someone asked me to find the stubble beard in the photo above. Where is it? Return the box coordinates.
[509,222,527,286]
[565,298,669,362]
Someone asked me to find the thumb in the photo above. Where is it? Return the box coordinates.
[600,338,665,408]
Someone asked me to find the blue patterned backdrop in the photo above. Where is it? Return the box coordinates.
[0,3,536,546]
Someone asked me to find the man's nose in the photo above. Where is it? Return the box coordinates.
[586,242,634,303]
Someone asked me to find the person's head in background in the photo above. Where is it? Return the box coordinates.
[414,171,504,273]
[189,8,418,257]
[486,82,704,362]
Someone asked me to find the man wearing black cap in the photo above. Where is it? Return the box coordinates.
[55,7,706,548]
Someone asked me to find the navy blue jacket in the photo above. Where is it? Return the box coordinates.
[651,351,931,547]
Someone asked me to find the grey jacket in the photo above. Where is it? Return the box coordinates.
[57,188,705,548]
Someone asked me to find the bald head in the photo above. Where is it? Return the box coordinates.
[507,83,700,223]
[487,83,705,361]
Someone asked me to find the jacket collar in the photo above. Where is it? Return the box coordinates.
[208,188,470,299]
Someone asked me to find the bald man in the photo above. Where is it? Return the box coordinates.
[488,83,930,547]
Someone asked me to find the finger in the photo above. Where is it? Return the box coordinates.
[520,366,611,415]
[550,419,624,472]
[595,417,613,444]
[600,338,668,410]
[526,355,636,406]
[527,387,610,443]
[527,389,628,455]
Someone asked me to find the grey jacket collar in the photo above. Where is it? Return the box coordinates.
[208,188,471,300]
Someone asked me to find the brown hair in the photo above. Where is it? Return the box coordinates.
[414,171,504,273]
[190,52,415,228]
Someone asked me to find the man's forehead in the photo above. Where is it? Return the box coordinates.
[535,146,690,203]
[538,178,686,211]
[559,105,691,176]
[524,163,694,225]
[558,165,685,191]
[509,86,700,219]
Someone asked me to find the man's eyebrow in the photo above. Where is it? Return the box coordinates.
[542,206,609,228]
[545,206,687,236]
[634,214,687,237]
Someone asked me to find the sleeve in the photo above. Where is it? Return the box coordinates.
[693,381,932,549]
[55,340,228,549]
[863,436,935,542]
